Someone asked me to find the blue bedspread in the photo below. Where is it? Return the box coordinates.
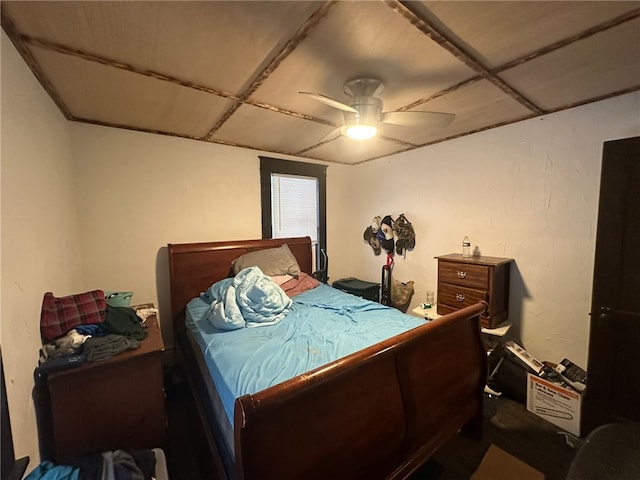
[186,283,426,424]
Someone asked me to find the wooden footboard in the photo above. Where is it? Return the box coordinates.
[234,302,487,480]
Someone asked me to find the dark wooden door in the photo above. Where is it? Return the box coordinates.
[583,136,640,435]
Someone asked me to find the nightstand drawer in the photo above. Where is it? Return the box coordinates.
[438,283,488,310]
[438,261,489,290]
[437,303,491,328]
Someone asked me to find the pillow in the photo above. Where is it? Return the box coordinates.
[270,274,294,286]
[280,272,320,297]
[231,244,301,276]
[40,290,107,341]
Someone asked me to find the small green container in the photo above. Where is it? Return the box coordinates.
[104,291,133,307]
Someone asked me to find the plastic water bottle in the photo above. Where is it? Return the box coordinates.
[462,236,471,258]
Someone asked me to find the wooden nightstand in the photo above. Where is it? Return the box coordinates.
[37,314,166,462]
[436,253,514,329]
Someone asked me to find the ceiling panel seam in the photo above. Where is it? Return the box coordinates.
[0,10,72,119]
[295,132,417,156]
[385,0,544,115]
[537,85,640,116]
[414,114,539,150]
[494,8,640,74]
[19,34,240,101]
[74,117,202,142]
[76,115,317,161]
[203,1,338,141]
[387,6,640,115]
[12,32,338,133]
[398,76,480,112]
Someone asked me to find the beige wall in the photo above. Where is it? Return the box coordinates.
[3,28,639,468]
[71,92,640,370]
[69,123,350,347]
[1,32,85,467]
[346,92,640,367]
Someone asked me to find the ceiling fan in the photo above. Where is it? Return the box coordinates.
[299,78,455,140]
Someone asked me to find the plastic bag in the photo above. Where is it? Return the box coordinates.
[391,279,414,313]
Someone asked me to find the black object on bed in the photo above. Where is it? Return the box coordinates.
[332,277,380,302]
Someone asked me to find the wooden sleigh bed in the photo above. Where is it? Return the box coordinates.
[168,236,487,480]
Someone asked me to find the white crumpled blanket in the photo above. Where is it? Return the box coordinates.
[206,266,293,330]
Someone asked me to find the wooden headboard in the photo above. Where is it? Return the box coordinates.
[167,236,313,335]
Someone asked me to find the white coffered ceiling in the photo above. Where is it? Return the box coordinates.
[2,1,639,165]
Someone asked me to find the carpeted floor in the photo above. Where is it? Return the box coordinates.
[409,394,578,480]
[165,381,578,480]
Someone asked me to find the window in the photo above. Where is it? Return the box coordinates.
[260,156,327,271]
[271,174,318,240]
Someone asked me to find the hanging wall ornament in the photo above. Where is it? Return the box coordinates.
[376,215,395,254]
[363,217,382,255]
[394,213,415,255]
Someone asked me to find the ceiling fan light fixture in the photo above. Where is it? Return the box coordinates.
[341,105,381,140]
[301,77,454,142]
[343,124,378,140]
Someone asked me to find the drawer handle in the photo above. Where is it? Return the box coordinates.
[457,271,467,279]
[456,293,465,302]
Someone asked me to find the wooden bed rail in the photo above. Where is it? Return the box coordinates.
[234,302,488,480]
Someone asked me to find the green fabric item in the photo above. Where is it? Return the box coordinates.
[84,334,139,362]
[99,306,148,341]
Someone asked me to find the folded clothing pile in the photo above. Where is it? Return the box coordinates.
[38,291,149,375]
[83,335,140,362]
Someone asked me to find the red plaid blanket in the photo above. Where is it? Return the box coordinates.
[40,290,106,341]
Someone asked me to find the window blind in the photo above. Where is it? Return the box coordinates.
[271,173,318,243]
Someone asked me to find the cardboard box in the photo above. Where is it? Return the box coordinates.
[526,373,582,437]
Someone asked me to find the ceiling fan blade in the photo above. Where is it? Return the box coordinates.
[298,128,342,153]
[299,92,358,113]
[382,111,455,128]
[317,127,342,143]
